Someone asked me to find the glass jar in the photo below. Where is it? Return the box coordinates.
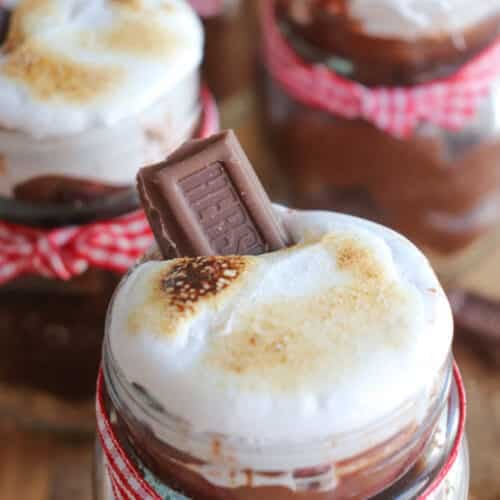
[261,0,500,347]
[93,320,468,499]
[0,82,219,435]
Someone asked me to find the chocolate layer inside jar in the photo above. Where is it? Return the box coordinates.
[0,271,117,400]
[277,0,500,86]
[13,176,128,205]
[0,196,138,401]
[102,376,449,500]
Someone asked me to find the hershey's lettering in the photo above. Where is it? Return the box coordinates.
[179,162,266,255]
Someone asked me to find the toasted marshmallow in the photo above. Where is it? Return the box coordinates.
[0,0,203,137]
[349,0,500,40]
[109,207,453,459]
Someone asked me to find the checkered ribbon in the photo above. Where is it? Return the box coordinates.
[0,211,152,284]
[0,86,219,285]
[96,365,466,500]
[96,371,180,500]
[261,0,500,138]
[189,0,226,18]
[421,363,467,499]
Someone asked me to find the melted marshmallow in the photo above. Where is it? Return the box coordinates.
[349,0,500,40]
[109,207,453,453]
[0,0,203,137]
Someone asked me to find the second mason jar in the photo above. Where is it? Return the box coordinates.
[0,0,214,433]
[261,0,500,347]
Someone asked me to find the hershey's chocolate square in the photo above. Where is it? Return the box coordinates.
[138,130,289,258]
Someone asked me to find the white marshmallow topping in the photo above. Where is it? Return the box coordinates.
[109,207,453,455]
[0,0,203,137]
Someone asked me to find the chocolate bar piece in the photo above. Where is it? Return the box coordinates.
[138,130,289,258]
[448,288,500,343]
[0,8,11,45]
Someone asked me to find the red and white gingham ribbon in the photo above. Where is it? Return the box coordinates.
[261,0,500,138]
[189,0,226,18]
[96,372,160,500]
[0,87,219,285]
[96,364,466,500]
[421,363,467,499]
[0,211,152,284]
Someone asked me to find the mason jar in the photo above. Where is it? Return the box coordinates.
[0,0,216,433]
[94,362,468,499]
[260,0,500,349]
[93,204,469,499]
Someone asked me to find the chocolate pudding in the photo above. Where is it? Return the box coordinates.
[0,0,206,432]
[261,0,500,351]
[95,363,468,499]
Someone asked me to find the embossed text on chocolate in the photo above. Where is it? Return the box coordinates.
[179,162,266,255]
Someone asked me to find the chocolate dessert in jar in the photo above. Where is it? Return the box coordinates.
[94,132,469,499]
[0,0,216,433]
[261,0,500,351]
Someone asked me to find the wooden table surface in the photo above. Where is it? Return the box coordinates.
[0,422,93,500]
[0,3,498,499]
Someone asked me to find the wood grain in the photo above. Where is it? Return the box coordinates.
[0,423,93,500]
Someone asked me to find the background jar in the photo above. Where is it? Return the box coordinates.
[192,0,254,99]
[0,67,205,434]
[260,0,500,340]
[93,283,468,499]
